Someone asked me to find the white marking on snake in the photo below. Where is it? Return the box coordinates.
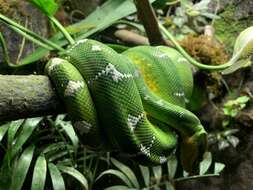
[76,39,88,44]
[144,95,150,100]
[179,112,184,118]
[140,144,151,157]
[48,58,63,74]
[157,100,164,106]
[178,58,188,63]
[88,63,132,84]
[105,63,132,82]
[67,39,88,53]
[73,120,92,134]
[158,53,168,58]
[174,92,185,97]
[139,136,156,157]
[134,69,140,77]
[64,80,85,96]
[127,113,144,132]
[91,45,102,51]
[159,156,167,164]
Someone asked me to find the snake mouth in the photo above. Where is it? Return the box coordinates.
[180,128,207,174]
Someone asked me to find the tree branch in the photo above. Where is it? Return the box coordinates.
[134,0,168,46]
[0,75,64,122]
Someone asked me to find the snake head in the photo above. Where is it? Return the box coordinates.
[180,127,207,174]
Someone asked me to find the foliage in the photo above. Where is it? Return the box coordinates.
[209,129,240,151]
[20,0,156,65]
[223,96,250,118]
[29,0,60,16]
[96,152,224,190]
[165,0,219,33]
[0,116,90,190]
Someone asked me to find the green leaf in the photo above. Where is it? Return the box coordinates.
[10,145,35,190]
[152,166,162,184]
[139,165,150,187]
[21,0,156,65]
[7,120,24,146]
[60,122,79,151]
[11,118,42,158]
[167,154,178,179]
[29,0,59,17]
[165,182,175,190]
[42,142,70,154]
[214,162,225,175]
[58,165,88,190]
[0,123,10,142]
[48,163,65,190]
[226,135,240,148]
[199,152,212,175]
[96,169,132,187]
[104,185,136,190]
[111,158,139,188]
[31,155,47,190]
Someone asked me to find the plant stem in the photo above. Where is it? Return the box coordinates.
[49,16,75,45]
[0,32,10,64]
[159,24,232,70]
[174,173,219,182]
[0,13,64,52]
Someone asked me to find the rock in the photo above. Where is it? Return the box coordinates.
[0,0,48,64]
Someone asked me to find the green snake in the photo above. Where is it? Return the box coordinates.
[45,39,207,172]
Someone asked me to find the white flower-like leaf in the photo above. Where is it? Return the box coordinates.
[222,26,253,74]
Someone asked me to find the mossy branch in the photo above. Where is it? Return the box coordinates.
[0,75,64,122]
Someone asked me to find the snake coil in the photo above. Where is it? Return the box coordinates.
[45,39,207,172]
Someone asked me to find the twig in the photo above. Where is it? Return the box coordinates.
[134,0,168,46]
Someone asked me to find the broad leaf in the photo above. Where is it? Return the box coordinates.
[222,26,253,74]
[29,0,59,17]
[96,169,132,187]
[167,154,178,179]
[11,118,42,159]
[21,0,156,65]
[111,158,139,188]
[10,145,35,190]
[152,166,162,184]
[58,165,88,190]
[0,123,9,142]
[48,163,65,190]
[31,155,47,190]
[105,185,136,190]
[139,165,150,187]
[7,120,24,146]
[199,152,212,175]
[214,162,225,175]
[60,122,79,152]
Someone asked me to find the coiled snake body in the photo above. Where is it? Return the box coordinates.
[45,39,207,172]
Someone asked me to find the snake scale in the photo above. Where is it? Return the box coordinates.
[45,39,207,172]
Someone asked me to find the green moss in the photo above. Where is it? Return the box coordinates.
[214,5,253,53]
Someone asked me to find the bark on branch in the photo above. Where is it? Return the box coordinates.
[134,0,168,46]
[0,75,64,122]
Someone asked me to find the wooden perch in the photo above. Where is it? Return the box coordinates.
[134,0,168,46]
[114,29,149,45]
[0,75,64,122]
